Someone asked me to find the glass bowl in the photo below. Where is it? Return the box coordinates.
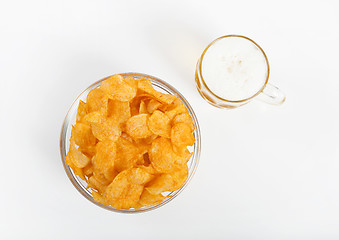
[60,72,201,213]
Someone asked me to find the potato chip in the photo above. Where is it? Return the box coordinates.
[148,110,171,138]
[83,163,94,177]
[172,113,194,131]
[123,76,138,92]
[127,168,154,185]
[104,169,144,209]
[149,137,180,173]
[66,142,90,168]
[71,123,96,149]
[147,99,162,113]
[146,165,188,195]
[171,123,195,148]
[79,145,96,158]
[86,88,108,113]
[104,169,119,182]
[107,99,131,125]
[83,111,105,123]
[139,189,165,207]
[91,118,121,142]
[139,100,147,114]
[114,137,143,172]
[173,147,193,166]
[165,104,188,120]
[76,100,88,123]
[126,114,153,140]
[93,139,116,173]
[88,175,108,193]
[138,79,176,104]
[100,75,136,102]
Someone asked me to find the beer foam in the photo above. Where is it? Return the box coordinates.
[201,36,268,101]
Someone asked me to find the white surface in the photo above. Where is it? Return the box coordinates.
[202,36,268,100]
[1,0,339,239]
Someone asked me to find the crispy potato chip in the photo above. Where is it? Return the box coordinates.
[83,163,94,177]
[104,170,144,209]
[123,76,138,92]
[114,137,143,172]
[147,99,162,113]
[146,165,188,195]
[127,168,154,185]
[92,191,107,205]
[126,114,153,140]
[149,137,180,173]
[171,123,195,148]
[104,169,118,182]
[173,147,193,166]
[86,88,108,113]
[91,118,121,142]
[83,111,105,123]
[100,75,136,102]
[172,113,194,131]
[139,100,147,114]
[93,139,116,173]
[71,123,96,148]
[165,104,188,120]
[107,99,131,125]
[66,142,90,168]
[139,189,165,207]
[148,110,171,138]
[138,79,176,104]
[76,100,88,123]
[88,175,108,193]
[93,171,111,186]
[79,145,96,158]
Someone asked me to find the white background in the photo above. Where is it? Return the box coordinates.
[1,0,339,239]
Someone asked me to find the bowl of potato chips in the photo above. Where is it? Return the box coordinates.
[60,73,201,213]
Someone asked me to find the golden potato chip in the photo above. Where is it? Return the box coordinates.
[104,170,144,209]
[91,118,121,142]
[107,99,131,124]
[88,175,108,193]
[100,75,136,102]
[114,137,143,172]
[79,145,96,158]
[139,100,147,114]
[127,168,154,185]
[165,104,188,120]
[83,111,105,123]
[76,100,88,123]
[139,189,165,207]
[83,163,94,177]
[125,114,153,140]
[123,76,138,92]
[172,113,194,131]
[147,99,162,113]
[93,171,111,186]
[66,142,90,168]
[173,147,193,166]
[71,123,96,149]
[146,165,188,195]
[171,123,195,148]
[104,169,118,182]
[149,137,179,173]
[92,191,107,205]
[148,110,171,138]
[138,79,176,104]
[86,88,108,113]
[93,139,116,173]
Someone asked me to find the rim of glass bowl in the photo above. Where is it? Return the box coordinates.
[60,72,201,213]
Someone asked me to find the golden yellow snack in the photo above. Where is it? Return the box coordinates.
[65,74,195,209]
[125,114,153,140]
[147,110,171,138]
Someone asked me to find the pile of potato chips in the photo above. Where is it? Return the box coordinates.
[65,75,195,209]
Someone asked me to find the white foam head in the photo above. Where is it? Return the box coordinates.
[201,36,268,101]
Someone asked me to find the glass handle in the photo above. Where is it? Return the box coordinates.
[257,83,286,105]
